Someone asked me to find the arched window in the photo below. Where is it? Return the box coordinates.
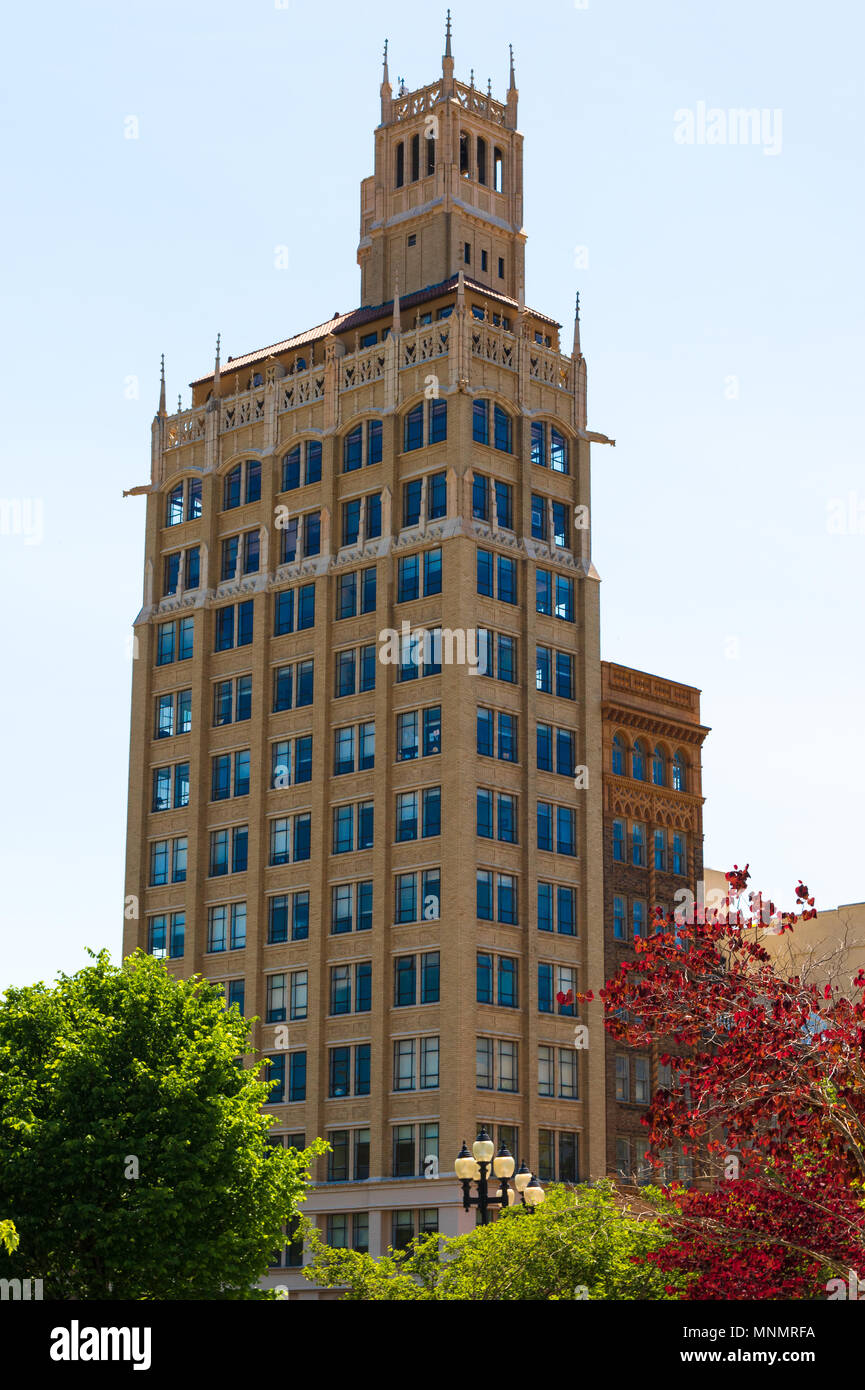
[631,740,646,781]
[410,133,420,183]
[426,131,436,175]
[612,735,625,776]
[672,752,686,792]
[652,746,666,786]
[493,405,512,453]
[459,133,470,177]
[282,440,322,491]
[252,372,263,388]
[493,147,503,192]
[403,399,447,453]
[223,464,241,510]
[476,137,487,185]
[395,141,405,189]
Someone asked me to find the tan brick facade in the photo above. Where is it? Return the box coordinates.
[123,31,704,1294]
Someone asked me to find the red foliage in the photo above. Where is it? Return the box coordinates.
[585,867,865,1298]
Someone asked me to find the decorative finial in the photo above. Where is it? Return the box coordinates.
[158,354,166,415]
[391,272,401,338]
[177,394,182,414]
[398,75,407,96]
[215,332,221,367]
[160,353,165,382]
[573,292,582,358]
[487,77,492,97]
[575,291,581,321]
[445,9,452,58]
[509,43,516,90]
[470,68,474,88]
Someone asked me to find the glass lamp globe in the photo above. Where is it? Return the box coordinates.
[524,1175,546,1207]
[454,1141,475,1180]
[513,1161,531,1193]
[493,1143,515,1179]
[472,1128,495,1164]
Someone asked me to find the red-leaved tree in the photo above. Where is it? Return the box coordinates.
[590,867,865,1299]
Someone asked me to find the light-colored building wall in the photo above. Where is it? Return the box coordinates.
[704,867,865,994]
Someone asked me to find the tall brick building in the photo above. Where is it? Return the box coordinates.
[600,663,709,1185]
[123,21,706,1295]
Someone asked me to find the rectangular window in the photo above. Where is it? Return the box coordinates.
[494,481,513,530]
[476,1037,493,1090]
[424,548,442,595]
[536,569,552,616]
[266,974,287,1024]
[472,473,489,521]
[497,554,516,604]
[394,1039,416,1091]
[539,1045,554,1097]
[420,1035,439,1089]
[477,869,492,921]
[477,549,493,597]
[397,554,419,603]
[498,1040,518,1092]
[476,952,493,1005]
[403,479,422,529]
[497,873,518,925]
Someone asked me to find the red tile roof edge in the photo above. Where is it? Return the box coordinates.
[189,276,562,386]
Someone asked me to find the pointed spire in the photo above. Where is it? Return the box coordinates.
[506,43,518,126]
[380,38,392,121]
[213,333,221,392]
[158,354,166,416]
[442,8,454,92]
[573,291,582,358]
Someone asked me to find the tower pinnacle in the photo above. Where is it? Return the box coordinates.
[380,37,392,120]
[442,9,454,91]
[158,353,166,416]
[506,43,518,125]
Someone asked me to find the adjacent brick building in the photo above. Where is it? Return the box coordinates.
[601,662,709,1185]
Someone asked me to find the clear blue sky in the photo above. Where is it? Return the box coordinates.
[1,0,862,988]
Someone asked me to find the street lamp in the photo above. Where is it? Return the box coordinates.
[455,1130,545,1224]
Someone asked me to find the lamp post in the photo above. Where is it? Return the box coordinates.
[455,1129,546,1224]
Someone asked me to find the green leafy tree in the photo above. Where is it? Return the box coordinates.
[0,949,325,1299]
[302,1182,690,1300]
[0,1220,18,1255]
